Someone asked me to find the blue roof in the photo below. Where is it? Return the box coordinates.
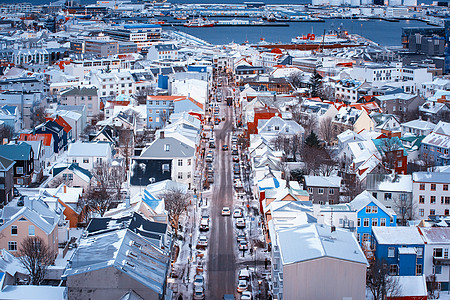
[372,137,407,156]
[142,189,162,210]
[0,142,32,161]
[123,24,161,29]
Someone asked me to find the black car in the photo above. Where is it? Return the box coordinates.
[13,187,20,197]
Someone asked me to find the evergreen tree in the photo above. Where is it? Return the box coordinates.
[305,131,321,148]
[309,69,323,98]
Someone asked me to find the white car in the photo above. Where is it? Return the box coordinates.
[197,235,208,247]
[237,280,248,293]
[234,180,243,189]
[241,291,252,300]
[233,209,243,218]
[222,207,231,216]
[236,218,246,228]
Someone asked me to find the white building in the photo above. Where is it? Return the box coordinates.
[401,119,436,137]
[67,141,113,171]
[89,70,135,98]
[413,172,450,219]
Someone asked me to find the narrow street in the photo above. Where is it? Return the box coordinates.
[206,77,237,298]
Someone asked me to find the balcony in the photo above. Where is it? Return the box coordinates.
[433,257,450,265]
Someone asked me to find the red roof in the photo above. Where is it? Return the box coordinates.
[46,116,72,133]
[18,133,53,146]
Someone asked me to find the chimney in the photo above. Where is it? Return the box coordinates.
[24,196,32,210]
[64,185,67,193]
[331,225,336,233]
[160,131,165,139]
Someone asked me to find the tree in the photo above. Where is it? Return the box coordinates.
[309,69,323,98]
[118,129,133,171]
[159,188,189,236]
[0,125,14,143]
[18,236,55,285]
[380,138,401,170]
[427,275,440,299]
[30,106,46,127]
[297,114,318,136]
[287,71,305,89]
[305,131,321,148]
[319,116,336,145]
[271,134,302,162]
[367,258,401,300]
[135,87,155,105]
[341,173,364,203]
[393,195,416,226]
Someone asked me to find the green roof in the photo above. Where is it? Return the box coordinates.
[0,143,32,161]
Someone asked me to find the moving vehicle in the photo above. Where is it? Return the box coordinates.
[222,207,231,216]
[233,208,243,218]
[222,144,229,151]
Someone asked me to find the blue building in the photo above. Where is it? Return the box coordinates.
[350,191,397,246]
[420,121,450,166]
[372,227,425,276]
[146,96,175,129]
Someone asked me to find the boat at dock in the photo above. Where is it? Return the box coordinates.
[184,18,215,27]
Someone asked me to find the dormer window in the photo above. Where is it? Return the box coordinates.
[164,144,170,151]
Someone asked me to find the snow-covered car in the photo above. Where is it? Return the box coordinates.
[233,209,243,218]
[198,235,208,248]
[206,154,213,162]
[236,218,246,228]
[233,155,239,162]
[238,269,250,281]
[194,286,205,299]
[236,233,246,243]
[222,207,231,216]
[234,180,243,189]
[237,280,248,293]
[200,218,209,231]
[194,275,204,287]
[241,291,252,300]
[238,240,248,251]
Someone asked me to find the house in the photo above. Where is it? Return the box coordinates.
[63,229,170,300]
[386,275,428,300]
[49,115,73,145]
[420,121,450,166]
[369,112,401,138]
[371,227,424,276]
[0,142,34,186]
[235,65,264,82]
[145,96,176,128]
[67,141,113,171]
[350,191,397,246]
[59,86,100,119]
[372,137,408,175]
[0,105,20,133]
[401,119,436,137]
[20,140,44,183]
[419,227,450,291]
[131,132,195,189]
[257,116,305,144]
[273,223,367,300]
[49,163,92,189]
[41,184,84,228]
[18,133,55,165]
[303,175,341,205]
[0,156,14,205]
[365,173,413,223]
[419,101,450,123]
[335,79,371,103]
[0,197,63,255]
[373,93,425,120]
[413,172,450,219]
[35,120,65,154]
[146,44,178,61]
[313,203,357,233]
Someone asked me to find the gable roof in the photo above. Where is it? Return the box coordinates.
[350,191,395,217]
[68,141,112,158]
[63,229,169,296]
[0,155,14,171]
[304,175,341,188]
[18,133,53,147]
[372,227,424,245]
[0,142,32,161]
[139,137,195,158]
[419,227,450,244]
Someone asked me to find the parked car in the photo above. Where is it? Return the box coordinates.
[232,149,238,156]
[237,280,248,293]
[238,240,248,251]
[209,142,216,148]
[207,175,214,183]
[233,155,239,162]
[236,218,245,228]
[13,187,20,197]
[200,218,209,231]
[241,291,252,300]
[194,286,205,299]
[194,275,204,287]
[233,208,243,218]
[233,166,240,175]
[234,180,243,189]
[238,269,250,281]
[215,119,220,125]
[198,236,208,248]
[236,233,246,243]
[222,207,231,216]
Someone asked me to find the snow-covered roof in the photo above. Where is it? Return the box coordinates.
[391,275,427,297]
[419,227,450,244]
[350,191,395,217]
[67,141,112,158]
[401,119,436,131]
[277,223,367,265]
[372,227,424,245]
[412,172,450,184]
[377,175,412,192]
[0,285,67,300]
[421,121,450,149]
[304,175,341,188]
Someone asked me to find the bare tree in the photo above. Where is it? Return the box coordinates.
[135,87,155,105]
[30,106,46,127]
[91,112,105,126]
[319,116,336,145]
[298,115,318,136]
[380,138,401,170]
[119,129,133,171]
[272,134,302,162]
[18,236,55,285]
[287,71,305,89]
[393,195,416,226]
[367,258,401,300]
[341,174,364,203]
[159,110,170,128]
[427,275,440,299]
[0,125,14,143]
[159,188,189,236]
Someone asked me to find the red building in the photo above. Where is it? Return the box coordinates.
[246,106,279,136]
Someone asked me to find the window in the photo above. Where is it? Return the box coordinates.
[8,241,17,251]
[433,265,442,275]
[178,159,183,167]
[28,225,35,236]
[372,207,378,214]
[417,247,423,258]
[416,264,422,275]
[446,209,450,216]
[431,196,436,204]
[388,247,395,257]
[419,209,424,217]
[384,193,392,200]
[164,144,170,152]
[68,174,73,180]
[419,195,425,204]
[389,264,398,275]
[177,172,183,179]
[363,233,370,242]
[380,218,386,226]
[445,249,448,258]
[444,184,448,191]
[187,172,191,179]
[188,159,191,166]
[372,219,378,227]
[372,192,378,198]
[162,164,169,173]
[420,183,425,190]
[307,187,313,194]
[366,207,371,213]
[431,184,436,191]
[363,218,369,227]
[0,172,4,178]
[83,158,89,163]
[17,178,23,185]
[430,209,436,216]
[11,225,17,236]
[357,218,361,227]
[398,161,402,167]
[318,188,324,194]
[329,189,334,195]
[16,167,23,174]
[433,248,443,258]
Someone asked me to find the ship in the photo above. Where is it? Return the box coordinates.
[184,18,215,27]
[291,29,351,45]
